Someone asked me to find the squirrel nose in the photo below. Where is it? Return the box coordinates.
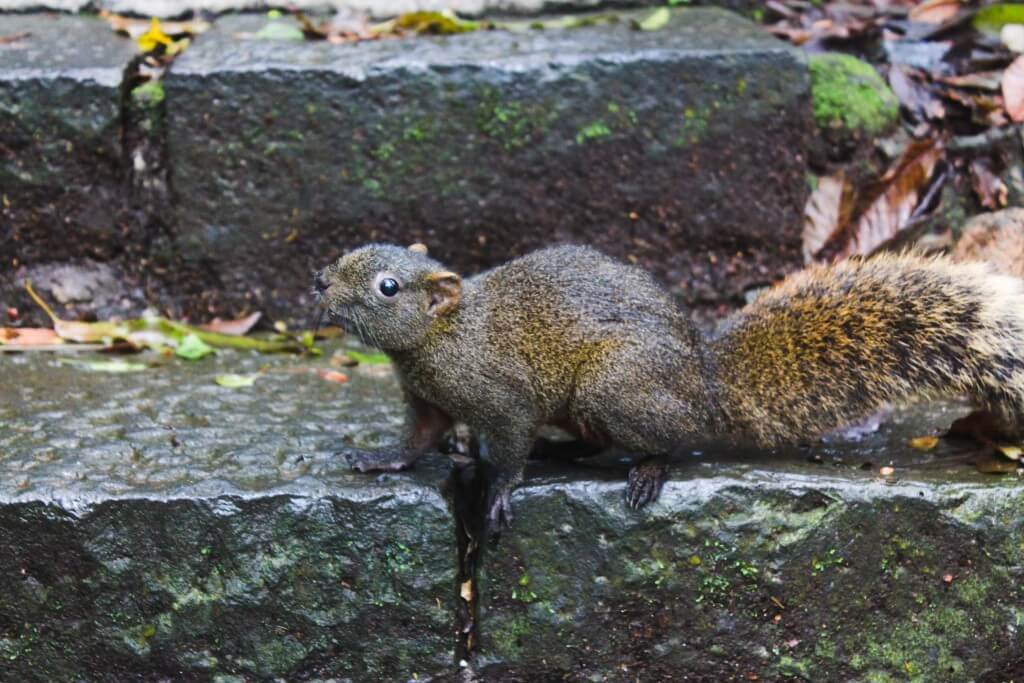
[313,270,329,294]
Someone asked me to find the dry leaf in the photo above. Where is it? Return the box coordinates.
[200,312,262,336]
[889,67,946,121]
[1002,55,1024,121]
[908,435,939,451]
[317,369,349,384]
[802,173,851,263]
[969,158,1008,210]
[909,0,961,24]
[996,444,1023,460]
[0,32,30,45]
[460,579,474,602]
[0,328,60,345]
[879,466,895,476]
[833,139,942,259]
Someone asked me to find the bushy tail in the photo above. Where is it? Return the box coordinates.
[710,253,1024,445]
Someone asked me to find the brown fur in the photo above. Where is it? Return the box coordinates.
[316,245,1024,532]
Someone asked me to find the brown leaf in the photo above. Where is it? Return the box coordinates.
[889,67,946,122]
[802,172,852,263]
[909,0,961,24]
[0,32,30,45]
[316,369,350,384]
[100,10,210,39]
[0,328,60,345]
[938,71,1003,91]
[831,139,942,259]
[969,158,1008,210]
[199,312,262,336]
[1002,55,1024,122]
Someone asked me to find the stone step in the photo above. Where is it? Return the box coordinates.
[165,7,810,320]
[0,349,457,679]
[2,8,811,326]
[3,348,1022,679]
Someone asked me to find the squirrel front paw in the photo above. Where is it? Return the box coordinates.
[338,447,413,473]
[626,460,669,509]
[485,486,515,538]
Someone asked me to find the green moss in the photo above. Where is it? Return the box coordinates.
[575,121,611,144]
[809,53,898,138]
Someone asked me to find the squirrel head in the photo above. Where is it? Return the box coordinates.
[314,243,462,351]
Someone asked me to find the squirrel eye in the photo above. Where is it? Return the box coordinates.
[379,278,400,297]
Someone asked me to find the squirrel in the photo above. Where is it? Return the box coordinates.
[314,243,1024,534]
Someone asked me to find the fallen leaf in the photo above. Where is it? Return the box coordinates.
[938,71,1004,91]
[138,17,174,52]
[460,579,474,602]
[909,0,961,24]
[974,3,1024,35]
[996,443,1023,460]
[390,10,480,35]
[1002,55,1024,121]
[101,11,211,39]
[969,158,1009,209]
[0,328,60,346]
[634,7,670,31]
[200,312,262,336]
[942,573,954,583]
[345,349,391,365]
[909,435,940,451]
[0,32,30,46]
[57,358,149,373]
[827,139,943,259]
[802,172,852,263]
[215,373,260,388]
[175,333,215,360]
[879,466,896,476]
[253,19,306,41]
[888,66,946,122]
[330,351,358,367]
[317,369,350,383]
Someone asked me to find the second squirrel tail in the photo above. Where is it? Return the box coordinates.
[710,253,1024,445]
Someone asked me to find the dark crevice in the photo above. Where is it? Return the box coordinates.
[441,431,488,678]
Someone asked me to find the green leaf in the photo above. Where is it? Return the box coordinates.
[214,373,259,388]
[973,4,1024,34]
[346,349,392,365]
[635,7,670,31]
[176,333,215,360]
[57,358,149,373]
[254,20,305,41]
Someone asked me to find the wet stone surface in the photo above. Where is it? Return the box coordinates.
[166,7,811,322]
[0,346,457,680]
[476,403,1024,681]
[6,349,1020,680]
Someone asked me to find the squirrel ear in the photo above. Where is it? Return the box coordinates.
[424,271,461,317]
[408,243,428,255]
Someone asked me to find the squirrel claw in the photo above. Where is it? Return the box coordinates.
[338,448,412,473]
[626,461,669,509]
[485,487,514,538]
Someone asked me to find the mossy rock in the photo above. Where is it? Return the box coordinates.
[809,52,899,155]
